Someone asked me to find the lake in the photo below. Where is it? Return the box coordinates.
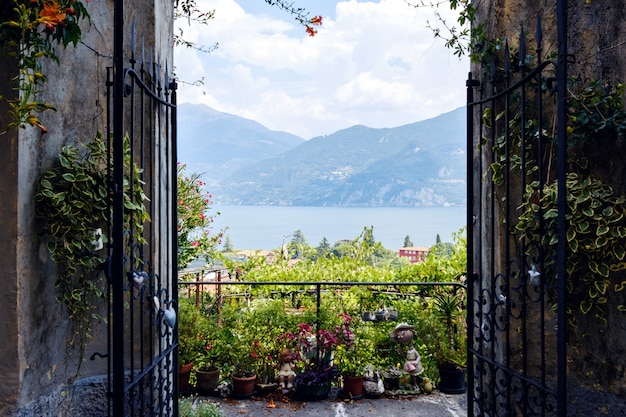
[211,205,466,251]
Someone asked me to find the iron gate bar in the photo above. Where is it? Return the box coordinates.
[466,11,568,416]
[112,0,125,415]
[110,4,178,415]
[556,0,568,415]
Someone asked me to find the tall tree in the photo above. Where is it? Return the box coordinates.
[404,235,413,247]
[222,234,234,252]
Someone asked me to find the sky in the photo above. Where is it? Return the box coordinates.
[174,0,469,139]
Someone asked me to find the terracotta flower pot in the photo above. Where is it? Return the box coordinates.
[232,373,256,397]
[343,375,364,397]
[178,362,194,393]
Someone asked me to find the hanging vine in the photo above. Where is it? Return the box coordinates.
[34,132,150,354]
[0,0,91,134]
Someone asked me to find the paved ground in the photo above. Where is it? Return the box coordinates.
[197,388,468,417]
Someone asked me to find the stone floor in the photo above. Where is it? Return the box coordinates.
[195,387,468,417]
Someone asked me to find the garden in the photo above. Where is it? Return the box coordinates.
[176,231,468,404]
[174,162,467,414]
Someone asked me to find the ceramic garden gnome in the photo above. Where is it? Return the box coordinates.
[277,348,296,390]
[389,323,424,390]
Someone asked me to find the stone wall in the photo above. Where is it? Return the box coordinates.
[472,0,626,397]
[0,1,174,416]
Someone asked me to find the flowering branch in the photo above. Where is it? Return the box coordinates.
[177,163,225,269]
[0,0,91,134]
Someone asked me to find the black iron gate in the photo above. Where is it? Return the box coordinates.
[105,4,178,416]
[466,10,569,417]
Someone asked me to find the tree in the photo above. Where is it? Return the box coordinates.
[288,229,312,259]
[404,235,413,247]
[222,234,234,253]
[315,237,331,260]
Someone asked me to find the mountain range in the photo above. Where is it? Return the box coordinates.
[177,103,466,207]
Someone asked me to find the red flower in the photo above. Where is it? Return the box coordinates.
[310,16,323,26]
[306,26,318,37]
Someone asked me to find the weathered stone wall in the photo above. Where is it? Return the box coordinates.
[472,0,626,397]
[0,1,174,416]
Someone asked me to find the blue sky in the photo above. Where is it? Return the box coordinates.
[174,0,469,139]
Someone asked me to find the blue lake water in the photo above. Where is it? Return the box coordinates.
[211,205,466,251]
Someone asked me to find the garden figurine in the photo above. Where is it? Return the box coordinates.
[389,323,424,389]
[277,348,296,390]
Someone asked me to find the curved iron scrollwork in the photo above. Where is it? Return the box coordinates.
[467,15,568,417]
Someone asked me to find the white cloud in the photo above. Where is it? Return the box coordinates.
[175,0,469,139]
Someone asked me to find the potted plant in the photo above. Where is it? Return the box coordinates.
[335,314,370,399]
[282,322,340,401]
[178,298,207,393]
[381,366,403,391]
[195,324,237,395]
[229,336,261,398]
[428,290,467,394]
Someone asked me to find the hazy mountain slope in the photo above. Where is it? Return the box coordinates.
[177,103,304,184]
[216,107,466,207]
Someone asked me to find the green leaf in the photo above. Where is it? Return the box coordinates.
[594,280,608,295]
[59,153,71,168]
[577,220,590,233]
[62,173,75,182]
[602,206,614,217]
[549,234,558,245]
[544,209,558,219]
[580,300,592,314]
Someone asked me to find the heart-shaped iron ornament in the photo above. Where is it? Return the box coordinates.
[163,306,176,328]
[132,271,148,289]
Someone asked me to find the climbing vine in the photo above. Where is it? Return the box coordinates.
[487,78,626,324]
[0,0,91,134]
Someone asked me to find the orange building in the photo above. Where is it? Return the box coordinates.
[398,246,429,264]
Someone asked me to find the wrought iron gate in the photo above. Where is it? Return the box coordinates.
[105,3,178,416]
[466,11,569,417]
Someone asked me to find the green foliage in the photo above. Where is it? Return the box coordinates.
[34,132,149,351]
[177,164,225,270]
[517,173,626,322]
[178,226,468,389]
[179,396,223,417]
[0,0,91,133]
[488,78,626,323]
[406,0,488,63]
[178,297,209,365]
[567,78,626,145]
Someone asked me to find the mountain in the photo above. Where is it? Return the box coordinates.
[214,107,466,207]
[177,103,305,185]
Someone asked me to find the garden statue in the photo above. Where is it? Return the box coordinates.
[277,348,296,390]
[389,323,424,389]
[363,364,385,397]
